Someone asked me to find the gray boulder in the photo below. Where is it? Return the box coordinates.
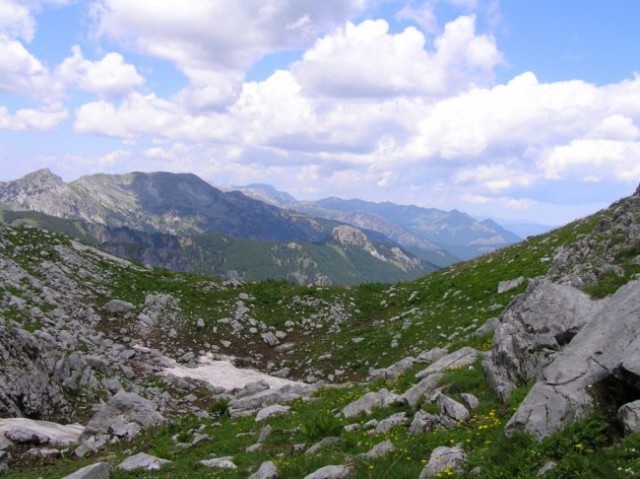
[419,445,466,478]
[416,347,479,379]
[305,436,340,455]
[498,276,526,294]
[409,410,439,435]
[200,457,237,469]
[436,393,469,423]
[361,440,395,459]
[103,300,135,314]
[398,373,442,409]
[117,453,171,471]
[63,462,112,479]
[79,390,164,450]
[255,405,290,422]
[368,357,415,383]
[342,388,399,418]
[619,400,640,435]
[484,279,596,402]
[249,461,278,479]
[373,412,407,434]
[303,464,352,479]
[505,279,640,439]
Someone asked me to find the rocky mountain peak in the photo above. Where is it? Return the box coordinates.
[635,182,640,197]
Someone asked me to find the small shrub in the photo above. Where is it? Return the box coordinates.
[300,412,343,441]
[209,397,230,418]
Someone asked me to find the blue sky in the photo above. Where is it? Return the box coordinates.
[0,0,639,225]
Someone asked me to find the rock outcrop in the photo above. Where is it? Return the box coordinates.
[488,278,640,439]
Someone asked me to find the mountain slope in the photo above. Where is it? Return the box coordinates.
[0,170,439,284]
[0,169,338,242]
[1,208,435,285]
[233,183,520,261]
[3,186,640,478]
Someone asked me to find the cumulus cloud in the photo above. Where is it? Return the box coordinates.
[56,46,144,97]
[0,103,68,130]
[0,34,62,100]
[292,15,500,98]
[91,0,367,107]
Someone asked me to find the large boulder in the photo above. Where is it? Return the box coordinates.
[62,462,112,479]
[342,388,399,418]
[419,445,466,478]
[483,279,596,402]
[78,390,164,452]
[504,279,640,439]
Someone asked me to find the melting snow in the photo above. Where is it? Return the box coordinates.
[161,353,301,390]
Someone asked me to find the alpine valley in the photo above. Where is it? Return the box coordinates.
[2,171,640,478]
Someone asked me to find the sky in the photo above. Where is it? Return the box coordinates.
[0,0,639,225]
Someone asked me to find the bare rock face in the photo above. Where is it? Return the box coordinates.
[500,279,640,439]
[0,319,68,419]
[483,279,596,402]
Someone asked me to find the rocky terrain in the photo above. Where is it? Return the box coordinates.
[1,187,640,477]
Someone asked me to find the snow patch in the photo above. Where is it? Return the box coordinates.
[161,353,302,390]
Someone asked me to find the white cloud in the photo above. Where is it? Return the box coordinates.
[56,46,144,97]
[292,15,500,98]
[455,161,536,192]
[0,103,68,130]
[539,139,640,181]
[91,0,367,107]
[0,34,61,100]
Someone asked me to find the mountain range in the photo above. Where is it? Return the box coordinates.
[0,169,437,284]
[233,183,522,260]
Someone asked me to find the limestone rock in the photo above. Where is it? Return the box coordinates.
[398,373,442,409]
[117,453,171,471]
[305,436,340,455]
[419,445,466,478]
[373,412,407,434]
[303,464,352,479]
[249,460,278,479]
[63,462,112,479]
[618,400,640,435]
[200,457,237,469]
[103,299,134,314]
[368,357,414,383]
[342,388,399,418]
[80,390,164,449]
[409,410,439,435]
[255,405,290,422]
[498,276,526,294]
[436,393,469,423]
[505,279,640,439]
[483,279,596,402]
[416,347,479,379]
[362,439,395,459]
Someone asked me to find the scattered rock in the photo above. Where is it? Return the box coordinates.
[619,400,640,434]
[537,461,557,477]
[416,347,480,379]
[498,276,526,294]
[461,393,480,410]
[368,357,414,383]
[303,464,352,479]
[255,405,291,422]
[409,410,439,435]
[398,373,442,409]
[200,457,237,469]
[373,412,407,434]
[305,436,340,455]
[362,439,395,459]
[103,299,135,314]
[249,460,278,479]
[117,453,171,471]
[419,445,466,478]
[342,388,399,417]
[0,418,83,447]
[62,462,112,479]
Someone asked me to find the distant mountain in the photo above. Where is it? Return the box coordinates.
[0,170,436,285]
[234,184,521,261]
[0,169,339,242]
[1,208,434,285]
[491,220,557,239]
